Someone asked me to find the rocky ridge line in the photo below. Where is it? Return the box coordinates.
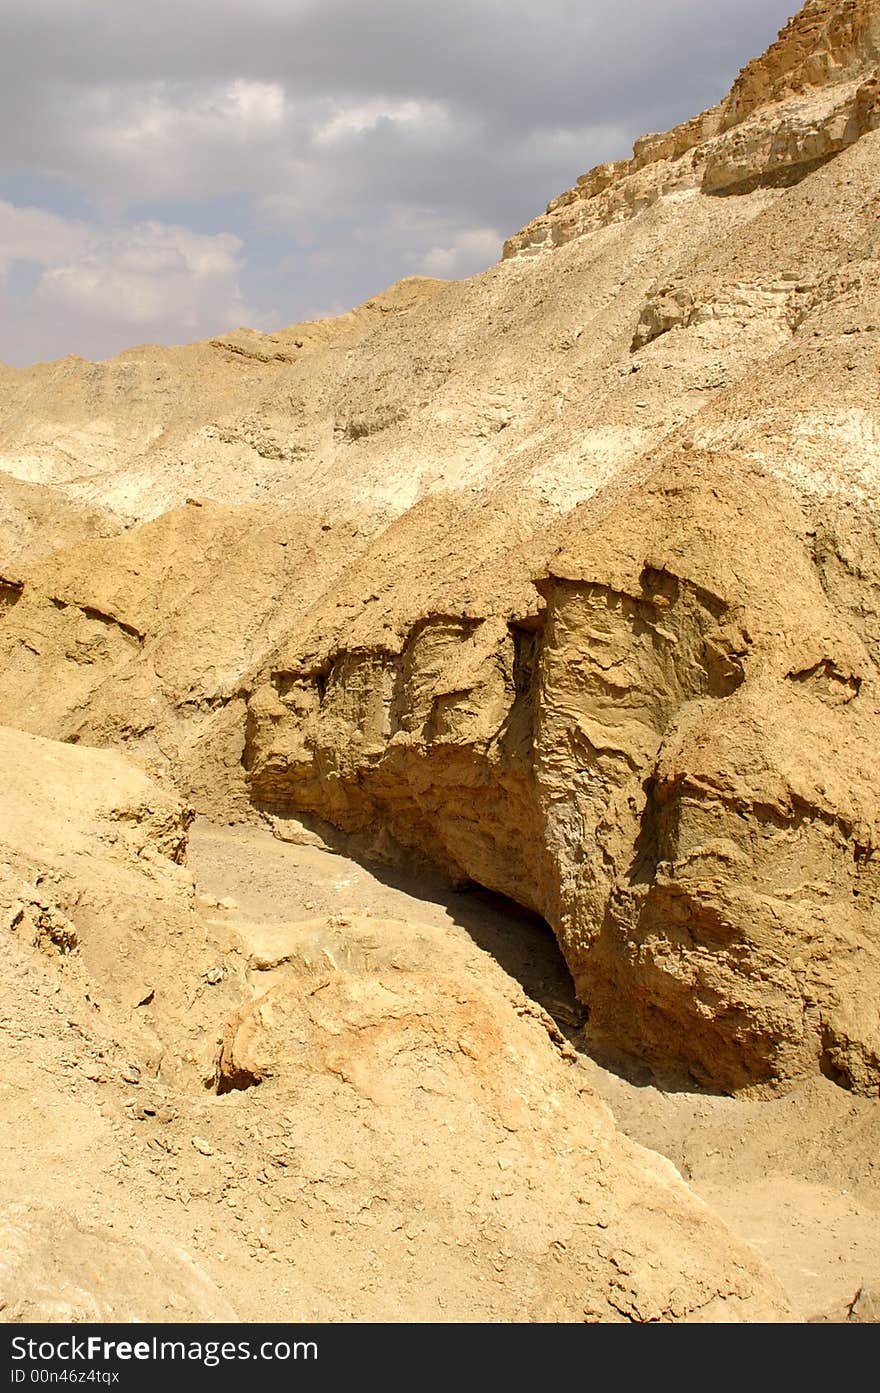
[504,0,880,258]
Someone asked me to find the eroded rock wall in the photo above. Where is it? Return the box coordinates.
[245,460,880,1094]
[504,1,880,259]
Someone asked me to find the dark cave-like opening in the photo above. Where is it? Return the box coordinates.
[449,880,586,1037]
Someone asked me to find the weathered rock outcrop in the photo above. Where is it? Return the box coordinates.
[210,911,790,1322]
[0,499,381,807]
[245,459,880,1093]
[0,277,447,533]
[504,0,880,258]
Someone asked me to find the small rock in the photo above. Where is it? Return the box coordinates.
[192,1136,214,1157]
[849,1286,879,1322]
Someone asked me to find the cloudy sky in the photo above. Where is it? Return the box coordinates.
[0,0,797,365]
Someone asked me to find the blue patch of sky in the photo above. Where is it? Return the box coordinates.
[0,171,93,222]
[5,261,42,299]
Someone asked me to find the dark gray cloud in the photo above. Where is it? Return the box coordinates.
[0,1,792,123]
[0,0,797,363]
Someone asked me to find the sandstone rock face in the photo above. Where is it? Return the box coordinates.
[503,0,880,259]
[0,500,379,807]
[535,468,879,1093]
[243,460,880,1093]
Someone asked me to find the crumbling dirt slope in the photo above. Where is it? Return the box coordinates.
[0,731,790,1322]
[0,277,448,531]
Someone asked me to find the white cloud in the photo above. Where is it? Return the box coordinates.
[33,80,296,202]
[418,225,501,278]
[0,1,799,360]
[0,201,266,361]
[13,80,464,210]
[0,203,91,276]
[314,98,449,147]
[36,222,248,329]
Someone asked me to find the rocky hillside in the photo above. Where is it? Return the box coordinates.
[2,727,792,1321]
[1,0,880,1324]
[504,0,880,256]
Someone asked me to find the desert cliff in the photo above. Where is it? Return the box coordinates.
[2,0,880,1323]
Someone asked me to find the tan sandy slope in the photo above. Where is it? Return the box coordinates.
[0,728,789,1322]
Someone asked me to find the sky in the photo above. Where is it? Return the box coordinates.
[0,0,798,366]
